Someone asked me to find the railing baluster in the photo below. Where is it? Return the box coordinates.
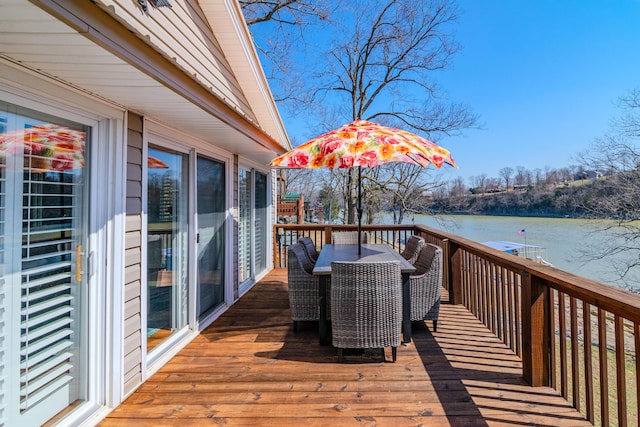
[514,272,522,357]
[550,289,557,390]
[570,296,580,411]
[464,250,470,306]
[494,263,500,337]
[502,267,509,349]
[583,302,594,423]
[483,259,489,329]
[559,292,568,399]
[488,261,495,334]
[495,265,502,342]
[615,315,627,427]
[471,253,479,317]
[507,270,515,353]
[479,257,485,324]
[598,308,609,427]
[635,322,640,426]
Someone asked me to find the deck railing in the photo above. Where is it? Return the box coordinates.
[274,222,640,426]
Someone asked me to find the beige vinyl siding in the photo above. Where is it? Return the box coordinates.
[123,112,144,395]
[93,0,255,123]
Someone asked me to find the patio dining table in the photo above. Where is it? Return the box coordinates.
[312,243,416,346]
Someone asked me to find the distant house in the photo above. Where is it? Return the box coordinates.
[0,1,289,425]
[575,170,603,180]
[485,184,504,193]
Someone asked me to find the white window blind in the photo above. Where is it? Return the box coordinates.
[19,169,77,411]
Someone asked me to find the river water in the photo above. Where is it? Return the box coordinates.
[380,214,640,291]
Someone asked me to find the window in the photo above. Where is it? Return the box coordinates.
[146,146,189,352]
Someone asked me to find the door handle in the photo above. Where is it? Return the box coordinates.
[76,245,83,282]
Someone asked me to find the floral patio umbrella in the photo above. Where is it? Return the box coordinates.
[270,119,457,254]
[0,123,168,170]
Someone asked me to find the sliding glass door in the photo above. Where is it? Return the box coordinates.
[1,103,90,425]
[196,155,226,318]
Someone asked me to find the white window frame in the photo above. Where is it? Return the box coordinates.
[188,142,234,331]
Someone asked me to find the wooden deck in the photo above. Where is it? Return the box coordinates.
[101,269,590,426]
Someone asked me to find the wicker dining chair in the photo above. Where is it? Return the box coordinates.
[330,261,402,362]
[332,231,369,244]
[409,243,443,331]
[400,235,425,265]
[287,243,329,332]
[298,236,319,263]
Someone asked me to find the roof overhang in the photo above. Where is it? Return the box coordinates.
[0,0,290,165]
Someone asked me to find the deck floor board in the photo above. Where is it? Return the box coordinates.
[102,269,590,426]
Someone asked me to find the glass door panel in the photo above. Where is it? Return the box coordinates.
[254,172,268,274]
[238,169,251,283]
[196,155,225,318]
[146,146,188,352]
[239,169,268,285]
[0,103,90,425]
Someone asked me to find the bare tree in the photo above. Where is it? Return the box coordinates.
[533,168,544,185]
[280,168,323,199]
[311,0,477,224]
[577,88,640,289]
[469,173,487,194]
[240,1,334,103]
[448,176,467,197]
[240,0,324,25]
[365,163,443,224]
[498,167,514,190]
[514,166,527,186]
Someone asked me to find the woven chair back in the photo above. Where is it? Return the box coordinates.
[330,261,402,349]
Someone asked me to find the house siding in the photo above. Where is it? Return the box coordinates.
[93,0,255,123]
[123,111,144,395]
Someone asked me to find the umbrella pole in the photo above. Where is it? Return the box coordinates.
[358,166,362,256]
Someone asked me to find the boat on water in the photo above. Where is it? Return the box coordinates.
[482,240,553,266]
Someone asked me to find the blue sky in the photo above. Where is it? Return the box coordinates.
[432,0,640,182]
[266,1,640,183]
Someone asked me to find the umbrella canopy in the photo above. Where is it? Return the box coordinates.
[270,119,457,254]
[270,119,456,170]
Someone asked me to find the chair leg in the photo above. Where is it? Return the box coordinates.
[391,346,397,363]
[293,320,298,333]
[433,320,437,332]
[337,348,344,363]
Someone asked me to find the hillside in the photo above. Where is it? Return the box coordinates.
[426,177,631,219]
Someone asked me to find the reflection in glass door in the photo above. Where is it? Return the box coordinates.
[146,146,189,352]
[0,103,90,425]
[196,155,225,318]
